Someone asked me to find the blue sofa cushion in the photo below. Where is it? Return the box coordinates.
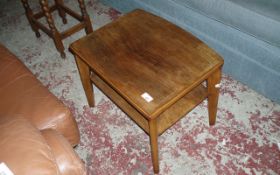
[174,0,280,48]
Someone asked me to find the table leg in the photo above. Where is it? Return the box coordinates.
[207,68,222,125]
[75,55,95,107]
[149,119,159,174]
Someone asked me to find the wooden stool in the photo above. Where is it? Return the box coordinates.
[21,0,93,58]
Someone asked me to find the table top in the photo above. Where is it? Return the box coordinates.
[70,9,223,119]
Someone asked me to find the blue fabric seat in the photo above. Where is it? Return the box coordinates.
[173,0,280,74]
[176,0,280,48]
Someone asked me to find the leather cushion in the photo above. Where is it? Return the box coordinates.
[0,44,80,145]
[0,116,60,175]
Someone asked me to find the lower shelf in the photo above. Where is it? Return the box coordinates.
[157,85,207,135]
[91,73,208,136]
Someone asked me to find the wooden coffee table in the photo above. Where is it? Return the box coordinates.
[70,9,223,173]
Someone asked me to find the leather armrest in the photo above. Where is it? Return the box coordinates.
[0,44,80,146]
[41,129,86,175]
[0,116,60,175]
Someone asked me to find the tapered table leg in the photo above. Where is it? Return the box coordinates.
[149,119,159,174]
[75,55,95,107]
[207,68,222,126]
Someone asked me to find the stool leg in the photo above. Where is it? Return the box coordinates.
[149,119,159,174]
[21,0,40,37]
[40,0,65,58]
[78,0,93,34]
[207,68,222,125]
[54,0,67,24]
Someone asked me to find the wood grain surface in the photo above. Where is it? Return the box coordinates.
[70,9,223,119]
[70,9,223,173]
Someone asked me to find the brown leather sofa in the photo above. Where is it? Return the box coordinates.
[0,44,86,175]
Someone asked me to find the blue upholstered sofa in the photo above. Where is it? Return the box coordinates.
[101,0,280,104]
